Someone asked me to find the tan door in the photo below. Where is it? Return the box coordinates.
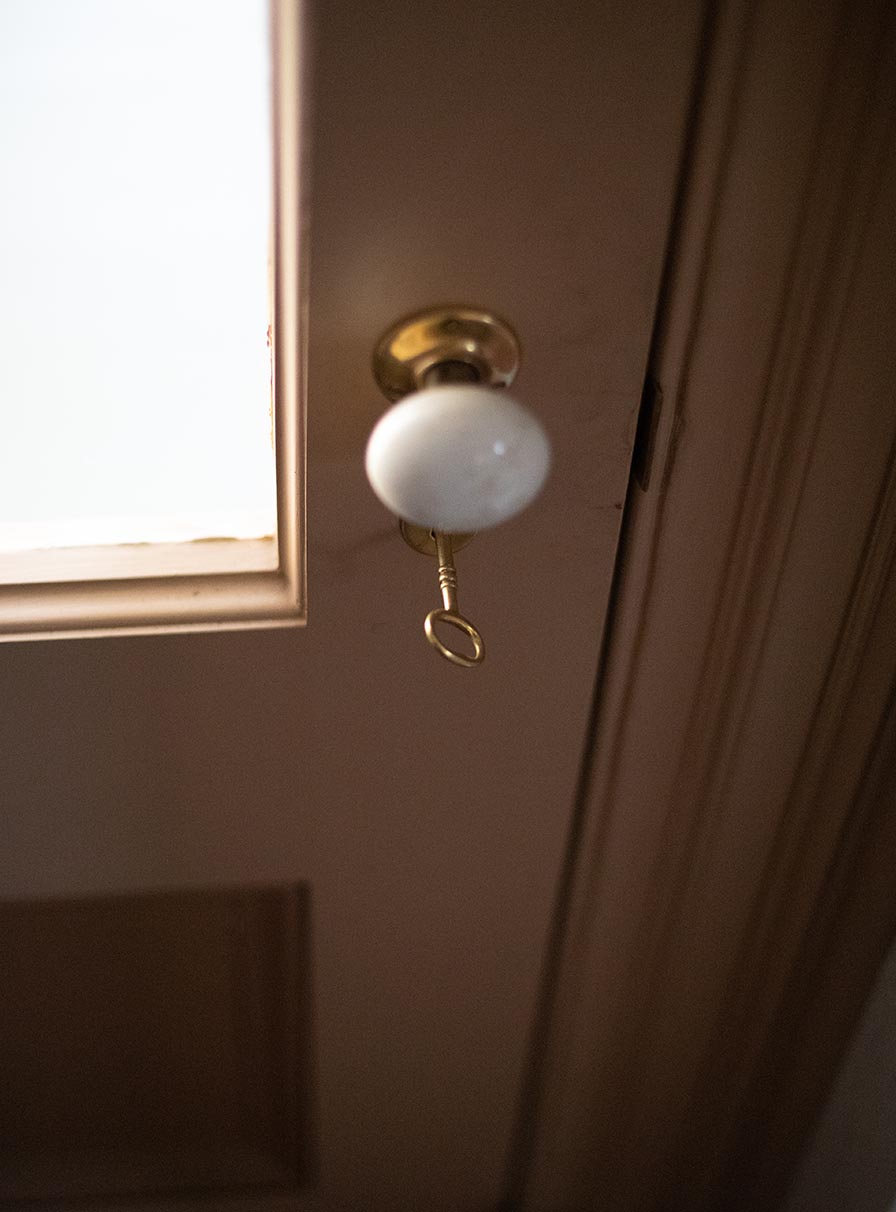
[0,2,702,1208]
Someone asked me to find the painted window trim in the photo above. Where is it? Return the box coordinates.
[0,0,306,642]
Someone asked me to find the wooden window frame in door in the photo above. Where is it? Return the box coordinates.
[0,0,307,643]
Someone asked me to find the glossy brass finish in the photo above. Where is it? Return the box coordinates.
[372,306,520,401]
[398,519,474,558]
[423,531,484,668]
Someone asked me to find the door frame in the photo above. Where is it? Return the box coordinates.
[515,0,896,1206]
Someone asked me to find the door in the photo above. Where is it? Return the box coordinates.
[0,2,703,1208]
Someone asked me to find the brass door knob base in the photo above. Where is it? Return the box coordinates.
[372,305,520,401]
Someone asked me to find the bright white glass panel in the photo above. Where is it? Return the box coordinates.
[0,0,275,558]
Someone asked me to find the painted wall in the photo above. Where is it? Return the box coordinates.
[783,938,896,1212]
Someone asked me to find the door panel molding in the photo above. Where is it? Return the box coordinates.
[523,0,896,1206]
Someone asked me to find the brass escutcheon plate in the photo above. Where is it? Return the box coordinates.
[372,305,520,401]
[399,520,475,557]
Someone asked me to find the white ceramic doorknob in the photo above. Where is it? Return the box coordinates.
[365,383,551,534]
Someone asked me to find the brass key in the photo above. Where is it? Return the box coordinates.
[424,531,485,667]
